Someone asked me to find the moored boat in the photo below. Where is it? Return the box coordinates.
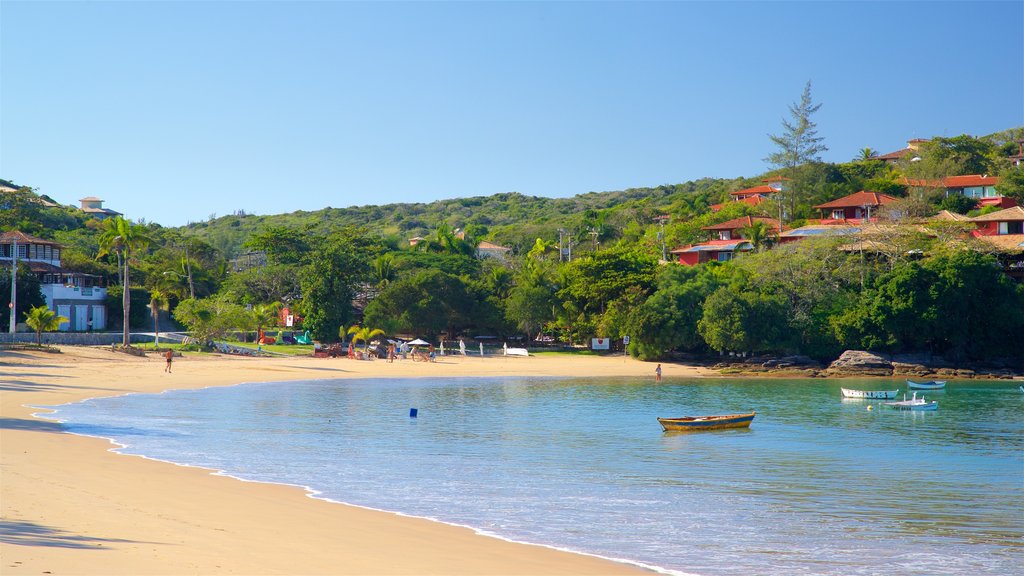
[907,379,946,390]
[884,392,938,411]
[657,412,756,431]
[841,387,898,400]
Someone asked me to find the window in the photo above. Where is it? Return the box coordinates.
[998,222,1024,235]
[832,209,845,219]
[717,252,732,262]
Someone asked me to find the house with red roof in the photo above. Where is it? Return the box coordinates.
[970,205,1024,237]
[902,174,1015,209]
[0,230,108,331]
[813,191,899,221]
[875,138,929,164]
[711,177,788,212]
[671,216,780,265]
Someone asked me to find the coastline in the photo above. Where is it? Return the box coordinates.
[2,347,709,575]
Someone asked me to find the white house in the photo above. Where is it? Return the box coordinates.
[0,230,108,331]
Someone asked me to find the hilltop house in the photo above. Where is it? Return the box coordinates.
[671,216,779,265]
[813,191,898,222]
[875,138,929,164]
[0,231,108,331]
[710,177,787,212]
[79,197,122,219]
[476,240,511,261]
[969,206,1024,281]
[903,175,1016,209]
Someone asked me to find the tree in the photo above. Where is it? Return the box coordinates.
[299,228,384,341]
[737,220,776,252]
[23,305,68,345]
[765,81,828,221]
[697,288,789,354]
[997,167,1024,205]
[856,148,877,161]
[97,217,153,346]
[363,269,477,338]
[148,289,169,347]
[0,263,46,332]
[347,325,385,356]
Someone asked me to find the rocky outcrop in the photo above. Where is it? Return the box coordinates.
[824,350,893,376]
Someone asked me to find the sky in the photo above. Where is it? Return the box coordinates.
[1,1,1022,227]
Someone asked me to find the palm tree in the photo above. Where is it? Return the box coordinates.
[857,147,878,161]
[372,254,396,288]
[97,216,153,346]
[347,325,385,356]
[251,302,282,342]
[23,305,68,346]
[148,289,169,347]
[738,221,777,252]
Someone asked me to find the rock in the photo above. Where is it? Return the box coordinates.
[825,350,893,376]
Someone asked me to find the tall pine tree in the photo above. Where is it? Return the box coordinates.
[765,81,828,222]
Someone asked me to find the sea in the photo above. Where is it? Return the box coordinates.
[38,376,1024,576]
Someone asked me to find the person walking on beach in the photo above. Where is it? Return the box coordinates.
[655,363,662,382]
[165,349,174,373]
[459,338,466,356]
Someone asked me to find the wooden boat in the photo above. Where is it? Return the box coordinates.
[841,387,898,400]
[884,392,938,411]
[657,412,755,432]
[907,379,946,390]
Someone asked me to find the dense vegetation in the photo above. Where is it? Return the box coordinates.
[4,118,1024,365]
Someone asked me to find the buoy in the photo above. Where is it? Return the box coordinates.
[410,408,418,418]
[866,405,873,411]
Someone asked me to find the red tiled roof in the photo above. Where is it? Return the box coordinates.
[814,191,899,209]
[730,185,777,197]
[876,148,912,161]
[702,216,779,231]
[0,230,61,246]
[671,239,753,253]
[943,175,999,188]
[901,175,1000,189]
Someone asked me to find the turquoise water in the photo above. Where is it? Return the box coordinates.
[43,377,1023,575]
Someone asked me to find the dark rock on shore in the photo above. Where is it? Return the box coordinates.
[824,350,893,376]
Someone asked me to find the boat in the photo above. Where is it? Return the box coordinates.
[841,387,898,400]
[883,392,938,411]
[657,412,755,432]
[907,379,946,390]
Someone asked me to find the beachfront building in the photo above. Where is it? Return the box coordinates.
[813,191,899,222]
[79,196,122,219]
[0,231,108,331]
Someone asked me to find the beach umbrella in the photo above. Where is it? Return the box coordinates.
[406,338,430,346]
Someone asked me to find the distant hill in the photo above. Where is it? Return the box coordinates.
[177,176,751,258]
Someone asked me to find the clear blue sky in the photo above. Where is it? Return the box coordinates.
[2,1,1021,227]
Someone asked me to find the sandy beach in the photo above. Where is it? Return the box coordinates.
[1,346,711,575]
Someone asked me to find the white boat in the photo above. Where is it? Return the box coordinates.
[884,392,938,411]
[906,379,946,390]
[841,387,898,400]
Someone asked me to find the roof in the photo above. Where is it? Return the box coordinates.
[974,235,1024,252]
[477,241,510,251]
[780,224,861,238]
[814,191,899,210]
[943,175,999,188]
[931,210,972,222]
[0,230,61,246]
[702,216,779,232]
[970,206,1024,222]
[79,196,104,202]
[876,148,913,161]
[730,185,778,197]
[711,195,768,212]
[902,175,1000,189]
[671,239,753,253]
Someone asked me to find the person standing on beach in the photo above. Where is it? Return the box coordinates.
[165,349,174,373]
[655,364,662,382]
[459,339,466,356]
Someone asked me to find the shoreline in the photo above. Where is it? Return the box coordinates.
[3,347,707,575]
